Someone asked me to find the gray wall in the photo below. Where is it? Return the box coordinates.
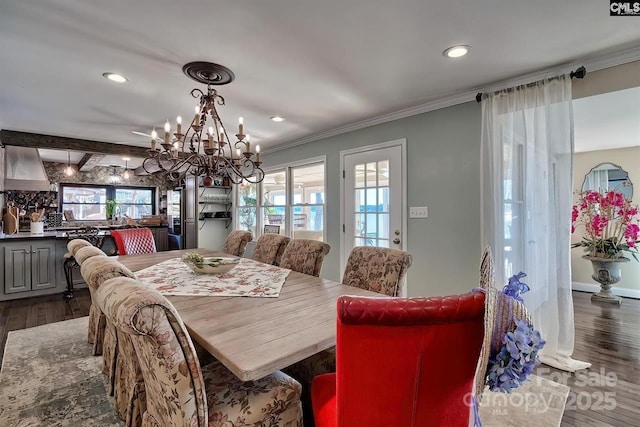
[262,101,482,297]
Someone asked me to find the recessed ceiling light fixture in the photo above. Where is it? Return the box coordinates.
[443,45,470,58]
[270,116,285,122]
[102,72,128,83]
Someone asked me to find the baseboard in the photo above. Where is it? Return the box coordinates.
[572,282,640,299]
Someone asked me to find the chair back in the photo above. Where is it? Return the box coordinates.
[252,233,290,266]
[335,294,485,426]
[279,239,330,277]
[110,228,157,255]
[96,278,207,427]
[223,230,253,256]
[75,245,108,265]
[342,246,413,296]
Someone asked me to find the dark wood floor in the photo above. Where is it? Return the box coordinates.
[536,291,640,427]
[0,289,91,366]
[0,289,638,426]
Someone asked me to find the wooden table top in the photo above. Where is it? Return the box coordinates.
[117,249,379,381]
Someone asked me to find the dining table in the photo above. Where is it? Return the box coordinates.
[117,248,380,381]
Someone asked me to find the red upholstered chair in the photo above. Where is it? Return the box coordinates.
[312,293,485,427]
[110,227,157,255]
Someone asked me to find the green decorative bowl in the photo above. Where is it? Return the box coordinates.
[182,254,240,274]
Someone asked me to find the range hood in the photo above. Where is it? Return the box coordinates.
[4,146,51,191]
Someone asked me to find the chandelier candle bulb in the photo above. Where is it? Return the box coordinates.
[256,144,260,163]
[176,116,182,135]
[238,117,244,135]
[194,105,200,126]
[164,121,171,144]
[150,128,157,151]
[219,127,225,142]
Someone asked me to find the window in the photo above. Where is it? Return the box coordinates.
[263,170,288,235]
[291,163,324,241]
[237,182,258,236]
[61,184,155,220]
[235,157,325,241]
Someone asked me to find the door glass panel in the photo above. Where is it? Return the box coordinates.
[355,164,365,188]
[377,239,389,248]
[365,213,377,241]
[378,188,389,212]
[378,213,389,238]
[366,162,377,187]
[366,188,378,212]
[378,160,389,186]
[354,238,366,247]
[355,189,366,212]
[354,214,365,237]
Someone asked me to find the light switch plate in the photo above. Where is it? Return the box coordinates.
[409,206,428,218]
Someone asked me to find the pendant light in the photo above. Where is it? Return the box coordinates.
[122,157,131,180]
[109,166,120,184]
[64,151,75,176]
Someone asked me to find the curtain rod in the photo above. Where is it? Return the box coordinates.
[475,66,586,103]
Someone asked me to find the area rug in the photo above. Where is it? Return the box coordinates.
[0,318,569,427]
[0,317,123,427]
[478,374,570,426]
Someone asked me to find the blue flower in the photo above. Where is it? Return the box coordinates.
[503,272,530,302]
[486,316,546,393]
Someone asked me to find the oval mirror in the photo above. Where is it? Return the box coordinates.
[582,162,633,199]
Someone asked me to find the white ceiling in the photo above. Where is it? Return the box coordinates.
[574,86,640,153]
[1,1,640,160]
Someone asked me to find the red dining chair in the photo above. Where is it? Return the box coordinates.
[110,227,157,255]
[312,293,485,427]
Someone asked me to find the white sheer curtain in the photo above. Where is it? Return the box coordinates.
[480,75,590,372]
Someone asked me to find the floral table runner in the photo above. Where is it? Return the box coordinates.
[135,258,291,297]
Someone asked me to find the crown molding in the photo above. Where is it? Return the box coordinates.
[265,46,640,155]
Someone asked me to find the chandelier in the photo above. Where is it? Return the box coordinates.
[143,62,263,184]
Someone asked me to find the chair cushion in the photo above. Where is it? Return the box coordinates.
[311,373,337,427]
[203,360,302,426]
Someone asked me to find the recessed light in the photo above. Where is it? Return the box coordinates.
[270,116,285,122]
[102,72,128,83]
[443,45,470,58]
[122,157,131,161]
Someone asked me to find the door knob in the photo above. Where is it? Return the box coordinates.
[393,237,401,244]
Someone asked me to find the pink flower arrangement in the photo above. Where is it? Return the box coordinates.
[572,189,639,260]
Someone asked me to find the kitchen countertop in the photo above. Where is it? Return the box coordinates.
[0,225,169,241]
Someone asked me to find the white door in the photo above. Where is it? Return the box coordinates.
[341,140,406,277]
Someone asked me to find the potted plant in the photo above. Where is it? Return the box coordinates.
[106,199,117,221]
[571,188,639,304]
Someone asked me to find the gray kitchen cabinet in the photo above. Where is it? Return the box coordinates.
[3,241,56,294]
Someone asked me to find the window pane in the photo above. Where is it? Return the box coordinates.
[238,182,257,207]
[355,189,365,212]
[120,204,152,219]
[292,162,325,240]
[63,186,107,203]
[237,207,257,236]
[116,188,152,204]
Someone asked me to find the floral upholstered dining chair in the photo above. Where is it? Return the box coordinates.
[278,239,331,277]
[222,230,253,256]
[251,233,290,266]
[96,278,303,427]
[69,242,108,353]
[285,245,412,425]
